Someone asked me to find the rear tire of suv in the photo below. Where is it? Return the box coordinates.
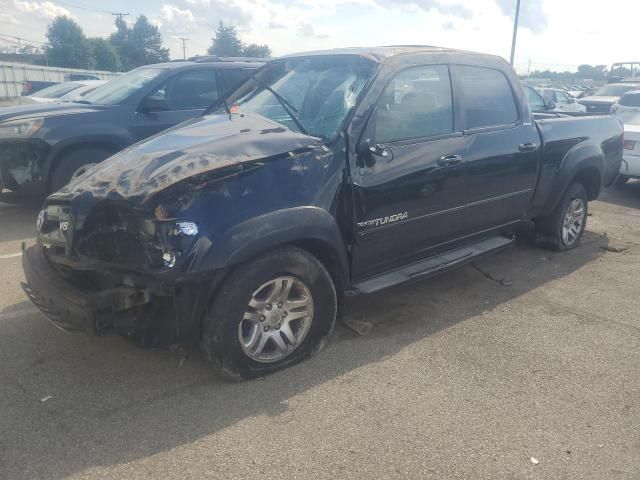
[535,182,589,252]
[201,246,337,381]
[49,147,113,193]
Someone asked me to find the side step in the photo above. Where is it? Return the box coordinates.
[348,236,514,295]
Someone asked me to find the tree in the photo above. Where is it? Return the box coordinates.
[88,38,121,71]
[242,43,271,58]
[110,15,169,70]
[208,22,244,56]
[45,16,94,69]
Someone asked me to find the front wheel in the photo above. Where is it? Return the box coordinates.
[535,182,588,251]
[201,246,337,380]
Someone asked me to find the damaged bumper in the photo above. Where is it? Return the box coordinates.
[21,245,152,334]
[0,140,50,198]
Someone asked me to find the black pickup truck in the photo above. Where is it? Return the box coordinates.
[22,47,623,379]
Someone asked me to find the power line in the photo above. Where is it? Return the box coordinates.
[112,12,131,22]
[54,0,117,15]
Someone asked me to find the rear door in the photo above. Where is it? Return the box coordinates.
[131,68,220,141]
[351,64,468,279]
[452,65,540,234]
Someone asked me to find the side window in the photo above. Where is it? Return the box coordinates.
[149,69,218,110]
[524,86,546,111]
[556,91,570,104]
[223,69,253,93]
[374,65,454,143]
[541,90,555,104]
[457,66,519,129]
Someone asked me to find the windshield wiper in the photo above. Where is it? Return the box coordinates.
[254,80,309,136]
[73,99,93,105]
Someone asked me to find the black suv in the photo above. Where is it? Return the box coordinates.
[0,57,264,200]
[22,47,622,380]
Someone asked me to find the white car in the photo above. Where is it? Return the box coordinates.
[613,91,640,184]
[539,88,587,113]
[58,81,107,102]
[19,80,106,104]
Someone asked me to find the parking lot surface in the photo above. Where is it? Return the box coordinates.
[1,185,639,480]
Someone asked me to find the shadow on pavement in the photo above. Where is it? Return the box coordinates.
[0,201,41,243]
[597,180,640,210]
[0,231,609,479]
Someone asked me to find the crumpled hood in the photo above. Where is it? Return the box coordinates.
[0,102,112,123]
[57,113,319,204]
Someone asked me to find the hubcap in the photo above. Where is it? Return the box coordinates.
[71,163,97,181]
[238,276,314,363]
[561,198,585,246]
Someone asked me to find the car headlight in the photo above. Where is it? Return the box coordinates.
[0,118,44,139]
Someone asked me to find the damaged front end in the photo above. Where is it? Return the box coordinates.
[0,140,49,198]
[21,112,325,348]
[22,195,226,347]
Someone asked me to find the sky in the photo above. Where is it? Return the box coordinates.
[0,0,637,74]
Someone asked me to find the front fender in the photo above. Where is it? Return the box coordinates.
[545,143,603,213]
[189,206,349,281]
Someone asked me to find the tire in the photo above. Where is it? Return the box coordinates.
[535,182,588,252]
[49,147,113,193]
[615,174,629,186]
[201,246,337,380]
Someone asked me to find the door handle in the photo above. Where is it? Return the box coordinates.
[438,154,463,167]
[519,143,539,153]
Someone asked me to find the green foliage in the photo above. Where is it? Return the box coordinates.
[88,38,122,71]
[45,16,94,69]
[207,22,271,58]
[110,15,169,70]
[208,22,244,56]
[242,43,271,58]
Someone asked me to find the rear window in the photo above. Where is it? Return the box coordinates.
[457,66,519,129]
[620,93,640,107]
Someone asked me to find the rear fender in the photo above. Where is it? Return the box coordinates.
[545,143,603,213]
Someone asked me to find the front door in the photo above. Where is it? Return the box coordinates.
[351,64,468,280]
[131,69,220,142]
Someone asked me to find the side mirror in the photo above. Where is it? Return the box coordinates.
[140,95,169,113]
[546,101,556,111]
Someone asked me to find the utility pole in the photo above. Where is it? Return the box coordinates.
[111,12,130,22]
[509,0,521,66]
[179,38,189,60]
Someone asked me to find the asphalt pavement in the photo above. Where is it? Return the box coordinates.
[0,185,639,479]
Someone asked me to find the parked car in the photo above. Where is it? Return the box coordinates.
[18,80,106,105]
[21,80,58,96]
[0,58,264,200]
[612,91,640,185]
[579,83,640,114]
[57,81,107,103]
[539,88,587,113]
[22,47,623,380]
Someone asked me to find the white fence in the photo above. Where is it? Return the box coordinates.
[0,62,120,99]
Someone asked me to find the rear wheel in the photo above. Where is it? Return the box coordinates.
[49,147,113,193]
[535,182,588,251]
[201,246,337,380]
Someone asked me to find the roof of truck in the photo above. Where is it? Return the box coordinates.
[280,45,491,63]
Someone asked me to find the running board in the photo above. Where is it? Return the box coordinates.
[348,236,514,295]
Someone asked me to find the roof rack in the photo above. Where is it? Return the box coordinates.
[188,56,268,63]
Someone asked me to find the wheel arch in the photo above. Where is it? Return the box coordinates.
[544,143,604,214]
[46,139,124,191]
